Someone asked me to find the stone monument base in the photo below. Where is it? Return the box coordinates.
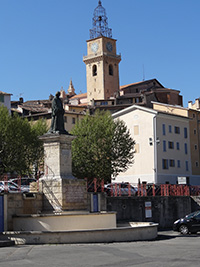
[39,133,76,180]
[39,133,87,212]
[40,178,87,212]
[13,212,117,231]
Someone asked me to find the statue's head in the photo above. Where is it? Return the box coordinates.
[55,91,60,97]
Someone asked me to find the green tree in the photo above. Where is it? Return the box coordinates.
[71,110,135,182]
[0,106,47,177]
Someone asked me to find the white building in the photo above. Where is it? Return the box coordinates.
[0,91,12,113]
[112,105,194,185]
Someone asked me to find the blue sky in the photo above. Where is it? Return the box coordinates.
[0,0,200,107]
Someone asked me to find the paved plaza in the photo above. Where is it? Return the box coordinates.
[0,231,200,267]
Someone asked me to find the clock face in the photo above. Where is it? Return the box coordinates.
[106,42,113,52]
[91,42,99,53]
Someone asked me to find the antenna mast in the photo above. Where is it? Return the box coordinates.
[143,64,145,81]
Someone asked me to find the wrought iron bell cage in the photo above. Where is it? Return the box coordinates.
[90,0,112,39]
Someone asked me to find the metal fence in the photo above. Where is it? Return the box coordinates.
[1,175,200,197]
[86,178,200,197]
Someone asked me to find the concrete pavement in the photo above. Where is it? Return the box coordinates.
[0,231,199,267]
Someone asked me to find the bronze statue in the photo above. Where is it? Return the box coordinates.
[48,91,69,134]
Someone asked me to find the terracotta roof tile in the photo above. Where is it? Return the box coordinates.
[120,81,145,89]
[18,104,49,113]
[70,93,87,99]
[23,100,51,105]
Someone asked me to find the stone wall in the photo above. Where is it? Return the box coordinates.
[4,193,200,231]
[107,196,192,229]
[4,193,43,231]
[40,179,87,211]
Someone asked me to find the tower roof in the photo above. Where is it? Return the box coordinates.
[90,0,112,39]
[68,79,75,96]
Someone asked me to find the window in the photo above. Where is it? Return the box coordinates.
[174,126,180,134]
[0,95,4,102]
[194,129,197,135]
[109,64,113,76]
[184,143,188,154]
[193,113,196,118]
[168,141,174,149]
[184,127,188,138]
[169,125,172,133]
[92,65,97,76]
[163,140,166,152]
[64,117,67,123]
[162,159,168,169]
[185,161,189,171]
[176,142,180,150]
[195,212,200,220]
[177,160,181,168]
[100,101,108,105]
[134,125,139,135]
[169,159,175,167]
[195,161,199,167]
[162,124,166,135]
[72,118,76,124]
[195,144,198,150]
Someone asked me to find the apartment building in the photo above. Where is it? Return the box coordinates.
[153,102,200,182]
[112,104,197,185]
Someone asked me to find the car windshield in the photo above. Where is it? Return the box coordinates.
[185,211,200,219]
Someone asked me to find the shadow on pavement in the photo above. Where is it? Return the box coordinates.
[156,234,178,241]
[156,231,200,241]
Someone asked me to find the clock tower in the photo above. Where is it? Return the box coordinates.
[83,1,121,104]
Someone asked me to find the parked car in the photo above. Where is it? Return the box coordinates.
[9,177,37,192]
[0,181,29,193]
[189,186,200,196]
[146,184,161,196]
[104,183,137,196]
[173,210,200,234]
[87,182,103,193]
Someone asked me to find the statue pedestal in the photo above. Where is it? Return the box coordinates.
[40,134,75,180]
[39,134,87,211]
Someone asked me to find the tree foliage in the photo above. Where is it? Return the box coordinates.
[0,106,48,177]
[71,110,135,182]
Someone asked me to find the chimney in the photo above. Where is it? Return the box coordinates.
[49,94,54,101]
[188,101,193,109]
[195,98,200,110]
